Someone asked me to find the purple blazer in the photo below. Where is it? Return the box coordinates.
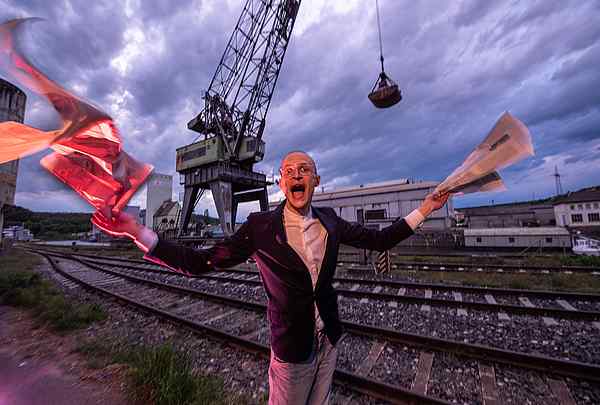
[149,200,414,363]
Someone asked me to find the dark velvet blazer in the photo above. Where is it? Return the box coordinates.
[149,200,414,363]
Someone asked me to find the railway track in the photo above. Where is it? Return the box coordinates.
[29,248,600,404]
[339,260,600,275]
[41,249,600,324]
[36,245,600,274]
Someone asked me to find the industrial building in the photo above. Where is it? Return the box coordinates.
[0,79,27,247]
[269,179,454,230]
[464,227,571,249]
[2,225,33,242]
[554,186,600,234]
[153,200,180,232]
[456,200,556,228]
[145,172,173,229]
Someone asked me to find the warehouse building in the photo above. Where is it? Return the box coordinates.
[270,179,454,230]
[456,200,556,228]
[554,187,600,236]
[464,227,571,249]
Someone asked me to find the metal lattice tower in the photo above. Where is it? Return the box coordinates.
[177,0,301,236]
[554,165,564,196]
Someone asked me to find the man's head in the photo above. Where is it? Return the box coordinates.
[279,151,320,215]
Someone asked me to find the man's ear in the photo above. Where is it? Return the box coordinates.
[314,175,320,187]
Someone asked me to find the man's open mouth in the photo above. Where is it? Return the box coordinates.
[291,184,305,199]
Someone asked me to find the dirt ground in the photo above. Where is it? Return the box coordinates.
[0,305,130,405]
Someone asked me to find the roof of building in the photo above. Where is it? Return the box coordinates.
[153,200,179,218]
[554,186,600,204]
[310,180,438,202]
[456,198,555,213]
[464,227,570,236]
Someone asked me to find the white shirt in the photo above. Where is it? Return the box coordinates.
[282,205,425,331]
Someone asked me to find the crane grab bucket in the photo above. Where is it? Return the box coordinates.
[368,71,402,108]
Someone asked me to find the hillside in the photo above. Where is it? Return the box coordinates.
[3,205,92,240]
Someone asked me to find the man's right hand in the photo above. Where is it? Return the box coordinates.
[92,210,157,252]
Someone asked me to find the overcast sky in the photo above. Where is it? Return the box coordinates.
[1,0,599,219]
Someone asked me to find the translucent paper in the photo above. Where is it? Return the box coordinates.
[435,112,534,196]
[0,18,153,215]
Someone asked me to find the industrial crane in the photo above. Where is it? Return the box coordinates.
[176,0,301,236]
[176,0,401,237]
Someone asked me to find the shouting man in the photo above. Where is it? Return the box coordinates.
[93,151,449,404]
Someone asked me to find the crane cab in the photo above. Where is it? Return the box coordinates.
[176,136,265,172]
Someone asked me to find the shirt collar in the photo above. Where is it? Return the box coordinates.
[284,204,313,221]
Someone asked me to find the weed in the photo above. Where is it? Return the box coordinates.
[1,249,107,331]
[94,343,234,405]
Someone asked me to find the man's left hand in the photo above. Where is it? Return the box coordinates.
[418,192,450,218]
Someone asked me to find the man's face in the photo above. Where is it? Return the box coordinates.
[279,152,320,214]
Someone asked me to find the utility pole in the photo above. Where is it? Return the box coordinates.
[554,165,564,196]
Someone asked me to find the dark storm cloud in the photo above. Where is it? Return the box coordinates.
[1,0,599,213]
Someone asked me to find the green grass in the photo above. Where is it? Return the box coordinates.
[75,339,253,405]
[559,255,600,267]
[0,248,107,331]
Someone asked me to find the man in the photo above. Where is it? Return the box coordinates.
[93,151,448,404]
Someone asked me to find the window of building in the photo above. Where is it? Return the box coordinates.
[572,214,583,223]
[570,205,575,210]
[589,213,600,222]
[181,146,206,161]
[546,237,553,243]
[594,203,599,209]
[476,237,482,243]
[577,204,583,210]
[508,237,515,243]
[586,203,591,209]
[365,209,386,221]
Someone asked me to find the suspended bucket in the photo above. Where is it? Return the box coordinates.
[368,71,402,109]
[368,0,402,109]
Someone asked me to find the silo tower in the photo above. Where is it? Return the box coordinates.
[0,78,27,245]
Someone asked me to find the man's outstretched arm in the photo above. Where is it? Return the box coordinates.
[92,211,254,275]
[337,192,449,251]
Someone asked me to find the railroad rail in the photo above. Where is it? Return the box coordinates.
[37,251,449,405]
[34,245,600,274]
[29,248,600,403]
[32,250,600,377]
[38,249,600,323]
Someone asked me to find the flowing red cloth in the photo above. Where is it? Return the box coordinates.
[0,18,152,215]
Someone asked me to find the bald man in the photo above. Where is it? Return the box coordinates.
[93,151,449,405]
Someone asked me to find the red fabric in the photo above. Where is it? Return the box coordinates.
[0,18,152,216]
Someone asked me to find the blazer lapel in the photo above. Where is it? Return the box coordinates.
[311,205,337,291]
[270,200,313,284]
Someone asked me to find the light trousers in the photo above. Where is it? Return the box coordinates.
[268,331,338,405]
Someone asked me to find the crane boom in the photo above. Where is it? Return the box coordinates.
[187,0,300,164]
[176,0,301,237]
